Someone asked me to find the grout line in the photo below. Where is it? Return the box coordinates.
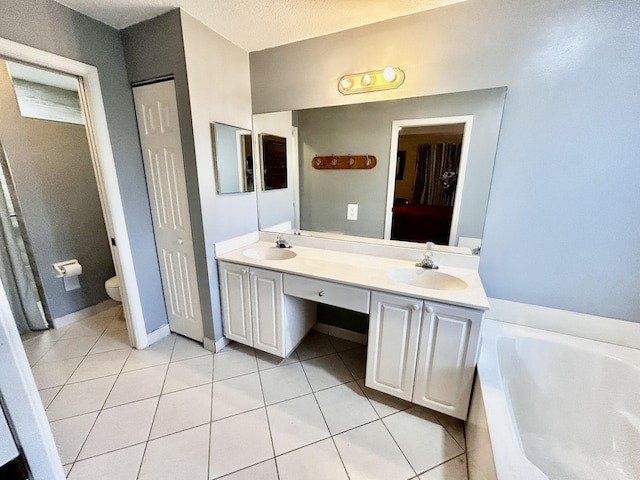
[256,368,279,479]
[431,412,466,451]
[414,451,467,477]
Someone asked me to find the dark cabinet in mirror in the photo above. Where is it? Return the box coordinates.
[260,134,287,190]
[211,122,254,194]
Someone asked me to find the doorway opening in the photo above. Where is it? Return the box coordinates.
[0,37,148,349]
[384,116,473,246]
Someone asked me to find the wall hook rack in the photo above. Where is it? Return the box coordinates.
[312,154,377,170]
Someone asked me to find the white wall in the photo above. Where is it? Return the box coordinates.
[250,0,640,323]
[181,11,257,341]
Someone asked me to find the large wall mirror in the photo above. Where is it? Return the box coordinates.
[254,87,507,254]
[211,122,254,194]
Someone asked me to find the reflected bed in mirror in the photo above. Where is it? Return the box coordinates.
[211,122,254,194]
[254,87,507,254]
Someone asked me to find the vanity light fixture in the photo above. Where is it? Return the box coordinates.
[338,67,405,95]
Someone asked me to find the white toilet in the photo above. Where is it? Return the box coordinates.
[105,276,122,302]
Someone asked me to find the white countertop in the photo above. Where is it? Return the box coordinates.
[216,241,490,311]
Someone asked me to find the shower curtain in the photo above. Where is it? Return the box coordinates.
[412,143,461,206]
[0,144,48,333]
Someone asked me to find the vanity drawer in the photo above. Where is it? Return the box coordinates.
[283,274,370,314]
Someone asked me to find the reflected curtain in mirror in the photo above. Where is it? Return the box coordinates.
[211,122,254,194]
[413,143,461,206]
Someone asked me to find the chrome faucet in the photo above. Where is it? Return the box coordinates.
[275,234,292,248]
[416,242,438,269]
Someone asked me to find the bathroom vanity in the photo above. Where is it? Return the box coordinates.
[216,232,489,419]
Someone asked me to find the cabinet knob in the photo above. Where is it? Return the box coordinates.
[178,239,184,245]
[242,269,248,275]
[318,291,325,297]
[412,304,420,311]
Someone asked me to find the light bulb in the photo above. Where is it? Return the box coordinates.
[383,67,396,82]
[362,74,372,85]
[340,78,352,89]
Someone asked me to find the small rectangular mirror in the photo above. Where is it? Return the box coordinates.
[260,133,287,190]
[211,122,254,194]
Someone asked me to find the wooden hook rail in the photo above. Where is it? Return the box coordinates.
[312,154,377,170]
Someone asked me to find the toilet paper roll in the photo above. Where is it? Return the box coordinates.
[61,262,82,277]
[63,276,81,291]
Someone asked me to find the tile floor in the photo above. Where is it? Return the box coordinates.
[21,305,468,479]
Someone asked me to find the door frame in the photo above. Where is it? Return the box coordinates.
[0,38,148,349]
[383,115,474,246]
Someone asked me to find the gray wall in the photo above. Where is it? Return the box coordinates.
[250,0,640,323]
[297,89,505,241]
[0,62,114,319]
[0,0,168,332]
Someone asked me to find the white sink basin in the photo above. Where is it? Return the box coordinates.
[387,268,468,291]
[243,247,297,261]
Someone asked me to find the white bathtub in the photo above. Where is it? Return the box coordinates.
[473,318,640,480]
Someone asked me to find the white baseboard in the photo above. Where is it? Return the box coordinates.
[312,323,367,345]
[51,299,119,329]
[146,324,170,346]
[215,336,231,352]
[487,298,640,350]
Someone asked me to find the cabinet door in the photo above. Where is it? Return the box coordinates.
[219,262,253,347]
[250,268,285,357]
[413,302,483,419]
[366,292,422,401]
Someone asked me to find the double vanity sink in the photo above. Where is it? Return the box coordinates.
[216,234,489,419]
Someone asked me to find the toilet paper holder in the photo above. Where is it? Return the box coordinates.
[52,259,82,278]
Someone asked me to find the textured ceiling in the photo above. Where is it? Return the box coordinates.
[53,0,465,52]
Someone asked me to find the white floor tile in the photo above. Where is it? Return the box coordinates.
[213,346,257,382]
[433,411,466,450]
[277,438,348,480]
[419,454,467,479]
[383,406,463,474]
[31,357,83,389]
[209,408,273,479]
[315,381,378,434]
[212,372,264,421]
[216,459,278,480]
[334,420,415,480]
[67,349,130,384]
[46,375,117,421]
[259,362,311,405]
[104,316,128,333]
[266,394,330,455]
[171,335,211,362]
[104,364,167,408]
[338,346,367,379]
[37,336,98,364]
[67,443,145,480]
[150,383,212,439]
[139,424,210,480]
[60,319,108,341]
[78,397,158,459]
[89,329,131,355]
[357,379,413,417]
[301,353,353,391]
[122,335,175,372]
[163,355,213,394]
[295,332,336,360]
[38,386,61,409]
[49,412,98,464]
[255,349,299,371]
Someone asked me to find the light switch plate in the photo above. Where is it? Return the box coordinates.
[347,203,358,220]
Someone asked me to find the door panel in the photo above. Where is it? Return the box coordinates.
[251,268,284,357]
[219,262,252,346]
[366,292,422,401]
[133,80,203,341]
